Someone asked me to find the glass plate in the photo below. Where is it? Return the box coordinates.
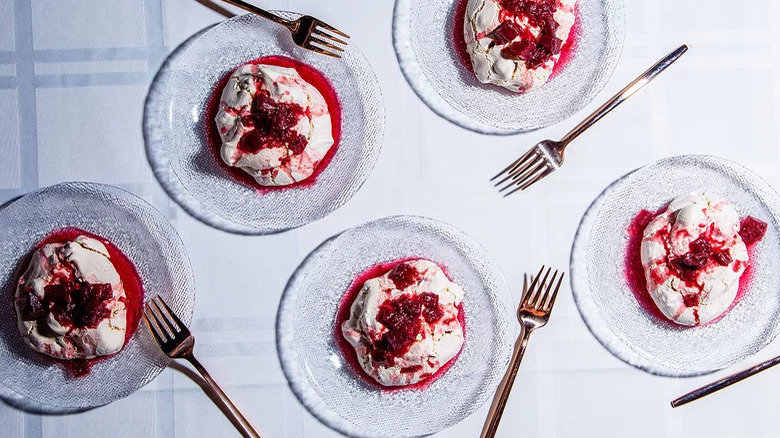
[570,155,780,377]
[144,13,384,235]
[0,382,84,414]
[393,0,625,134]
[0,182,195,408]
[277,215,515,437]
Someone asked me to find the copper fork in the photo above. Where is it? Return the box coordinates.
[492,44,689,196]
[143,295,263,438]
[481,267,565,438]
[219,0,349,58]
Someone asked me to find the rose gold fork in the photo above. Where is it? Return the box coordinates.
[219,0,349,58]
[481,266,565,438]
[492,44,689,197]
[143,295,263,438]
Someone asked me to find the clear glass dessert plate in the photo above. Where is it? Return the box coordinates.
[144,13,384,235]
[0,182,195,408]
[571,155,780,377]
[393,0,625,135]
[277,215,515,437]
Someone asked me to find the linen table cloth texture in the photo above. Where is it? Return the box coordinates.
[2,0,780,437]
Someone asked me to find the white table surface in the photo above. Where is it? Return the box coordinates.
[2,0,780,437]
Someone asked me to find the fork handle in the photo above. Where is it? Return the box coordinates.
[218,0,296,30]
[671,354,780,408]
[481,326,533,438]
[186,355,263,438]
[559,44,689,147]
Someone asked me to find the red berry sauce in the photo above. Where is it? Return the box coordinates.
[453,0,580,79]
[204,56,342,192]
[453,0,474,70]
[624,208,672,324]
[334,258,466,391]
[740,216,768,246]
[387,262,421,290]
[18,281,115,330]
[550,4,581,78]
[371,291,446,368]
[236,92,308,157]
[624,208,767,327]
[14,228,144,377]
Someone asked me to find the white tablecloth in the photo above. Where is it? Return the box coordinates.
[2,0,780,436]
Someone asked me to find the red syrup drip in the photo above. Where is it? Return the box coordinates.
[624,208,672,324]
[333,258,467,392]
[13,227,145,377]
[452,0,581,79]
[453,0,473,70]
[549,3,581,79]
[204,55,342,193]
[624,209,764,328]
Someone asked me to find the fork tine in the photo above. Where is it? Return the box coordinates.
[506,157,546,183]
[499,160,545,193]
[513,160,550,186]
[531,267,553,309]
[154,295,185,333]
[313,29,348,46]
[522,266,546,307]
[309,34,345,52]
[539,269,559,309]
[491,147,537,182]
[518,166,552,191]
[304,43,341,58]
[544,271,565,312]
[144,306,169,344]
[150,297,178,336]
[503,149,542,179]
[142,308,159,341]
[523,273,529,297]
[494,149,538,187]
[503,166,552,197]
[315,21,350,39]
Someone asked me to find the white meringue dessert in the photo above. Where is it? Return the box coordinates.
[640,193,755,326]
[463,0,577,92]
[15,235,128,360]
[215,62,335,186]
[341,260,465,386]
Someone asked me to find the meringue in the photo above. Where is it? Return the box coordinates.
[215,63,334,186]
[15,236,128,360]
[463,0,577,92]
[342,260,465,386]
[640,193,748,326]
